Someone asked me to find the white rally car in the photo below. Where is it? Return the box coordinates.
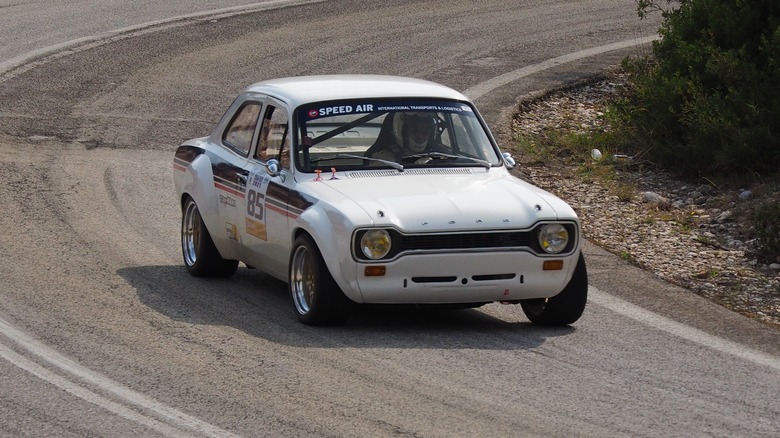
[173,75,587,326]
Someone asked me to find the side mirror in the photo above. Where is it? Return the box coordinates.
[502,152,516,169]
[265,158,281,177]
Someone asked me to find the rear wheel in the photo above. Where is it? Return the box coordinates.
[289,234,352,325]
[521,253,587,325]
[181,197,238,277]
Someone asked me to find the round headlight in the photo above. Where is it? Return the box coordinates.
[538,224,569,254]
[360,229,392,260]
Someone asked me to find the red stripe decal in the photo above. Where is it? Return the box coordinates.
[214,182,245,198]
[265,202,299,219]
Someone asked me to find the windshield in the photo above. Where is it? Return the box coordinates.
[294,98,501,172]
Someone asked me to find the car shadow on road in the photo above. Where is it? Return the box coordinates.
[118,265,576,351]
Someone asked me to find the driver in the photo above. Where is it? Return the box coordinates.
[366,112,447,162]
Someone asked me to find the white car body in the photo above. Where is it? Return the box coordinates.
[173,75,587,325]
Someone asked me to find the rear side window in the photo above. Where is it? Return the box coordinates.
[223,102,262,156]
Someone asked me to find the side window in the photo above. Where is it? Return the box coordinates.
[257,105,290,168]
[222,102,262,156]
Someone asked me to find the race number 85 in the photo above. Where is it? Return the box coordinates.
[247,189,264,220]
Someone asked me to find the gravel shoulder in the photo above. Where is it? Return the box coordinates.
[511,71,780,329]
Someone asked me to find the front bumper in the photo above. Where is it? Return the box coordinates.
[351,250,579,304]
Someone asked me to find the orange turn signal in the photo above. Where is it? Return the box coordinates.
[543,260,564,271]
[364,266,386,277]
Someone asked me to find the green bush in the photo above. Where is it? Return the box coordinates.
[616,0,780,177]
[749,200,780,259]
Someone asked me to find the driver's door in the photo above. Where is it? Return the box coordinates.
[240,101,293,278]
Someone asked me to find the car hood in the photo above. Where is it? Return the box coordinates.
[309,171,576,232]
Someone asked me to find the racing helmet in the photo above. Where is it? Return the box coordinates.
[394,112,435,153]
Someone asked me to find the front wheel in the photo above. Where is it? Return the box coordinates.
[181,197,238,277]
[521,253,588,325]
[289,234,352,325]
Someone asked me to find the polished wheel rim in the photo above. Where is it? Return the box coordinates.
[291,245,315,315]
[182,201,200,267]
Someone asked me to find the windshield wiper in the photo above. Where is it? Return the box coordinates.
[309,154,404,171]
[402,152,492,169]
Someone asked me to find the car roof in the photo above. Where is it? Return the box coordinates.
[244,75,470,107]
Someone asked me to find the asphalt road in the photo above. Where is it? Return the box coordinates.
[1,1,779,437]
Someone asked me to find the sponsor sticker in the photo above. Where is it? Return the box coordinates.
[219,194,237,208]
[244,169,269,240]
[302,100,473,121]
[311,104,375,117]
[226,223,239,241]
[245,216,267,240]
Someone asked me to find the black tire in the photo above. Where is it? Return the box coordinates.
[289,234,352,325]
[181,197,238,277]
[521,253,588,325]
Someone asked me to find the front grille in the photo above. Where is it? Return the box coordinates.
[352,222,578,262]
[397,231,532,251]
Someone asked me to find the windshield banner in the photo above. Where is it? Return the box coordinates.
[301,100,473,121]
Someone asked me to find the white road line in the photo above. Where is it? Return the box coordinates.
[0,341,194,438]
[460,35,779,371]
[0,0,326,77]
[463,35,659,100]
[589,287,780,371]
[0,317,242,438]
[0,2,308,435]
[0,9,771,436]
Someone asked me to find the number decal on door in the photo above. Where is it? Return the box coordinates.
[245,171,268,240]
[246,189,264,220]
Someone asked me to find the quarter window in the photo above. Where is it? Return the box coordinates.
[223,102,261,155]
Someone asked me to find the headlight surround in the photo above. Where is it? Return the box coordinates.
[538,224,569,254]
[360,229,392,260]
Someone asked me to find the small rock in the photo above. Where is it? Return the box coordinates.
[716,211,732,223]
[513,75,778,327]
[770,263,780,271]
[727,240,744,250]
[643,191,669,206]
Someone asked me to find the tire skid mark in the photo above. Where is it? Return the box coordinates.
[0,0,327,81]
[1,2,766,435]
